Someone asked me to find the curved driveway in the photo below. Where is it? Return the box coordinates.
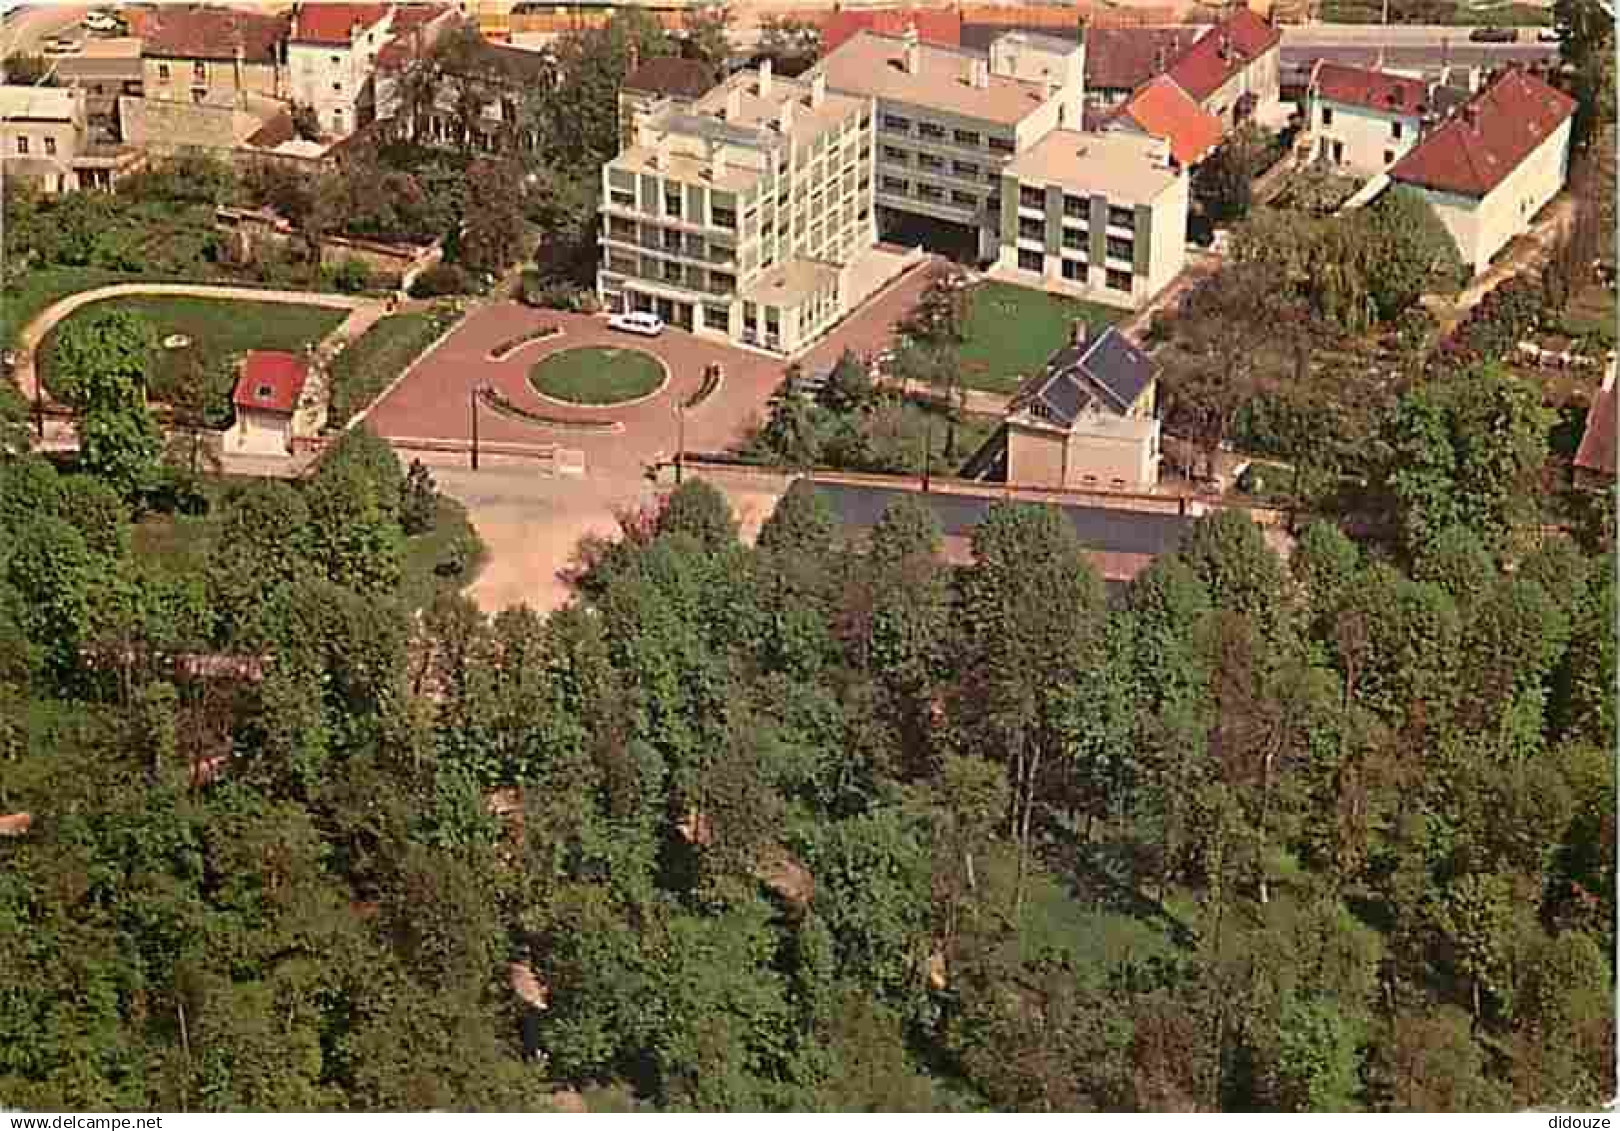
[12,282,374,405]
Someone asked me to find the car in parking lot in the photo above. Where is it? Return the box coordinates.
[1537,26,1560,42]
[84,11,124,33]
[607,311,665,337]
[1468,25,1516,42]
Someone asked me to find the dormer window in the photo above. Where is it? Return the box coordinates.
[257,384,274,399]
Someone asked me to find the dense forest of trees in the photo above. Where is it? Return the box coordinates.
[1,344,1612,1108]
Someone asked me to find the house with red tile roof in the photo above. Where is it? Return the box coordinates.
[1575,355,1616,492]
[1387,67,1575,274]
[1082,25,1202,105]
[287,2,396,137]
[230,350,311,456]
[1307,61,1431,177]
[1163,8,1281,128]
[821,7,963,55]
[1109,75,1222,168]
[140,5,289,107]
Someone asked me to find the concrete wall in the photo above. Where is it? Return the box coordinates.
[1309,96,1421,178]
[1413,116,1571,274]
[1007,421,1069,486]
[119,95,259,151]
[1066,413,1159,488]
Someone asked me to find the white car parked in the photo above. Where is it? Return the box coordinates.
[84,11,122,32]
[608,311,665,337]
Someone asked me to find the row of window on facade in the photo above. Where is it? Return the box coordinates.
[881,145,1001,185]
[1016,217,1133,261]
[878,174,984,211]
[13,136,59,156]
[1014,248,1132,292]
[1019,185,1135,229]
[1318,106,1404,138]
[881,113,1015,154]
[606,254,738,294]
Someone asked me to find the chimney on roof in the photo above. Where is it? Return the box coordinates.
[1076,14,1087,44]
[902,22,921,75]
[1461,103,1477,127]
[969,57,989,89]
[779,96,795,132]
[725,83,742,119]
[351,19,364,43]
[759,56,773,97]
[810,70,826,108]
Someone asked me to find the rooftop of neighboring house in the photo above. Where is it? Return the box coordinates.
[1311,61,1431,115]
[289,2,392,45]
[623,55,718,100]
[1164,8,1281,103]
[142,4,287,63]
[375,4,460,68]
[821,6,963,54]
[1387,66,1575,198]
[1111,75,1222,167]
[234,350,310,414]
[1083,25,1202,93]
[1575,359,1617,481]
[818,30,1054,127]
[0,84,82,122]
[1004,128,1179,203]
[1012,324,1159,426]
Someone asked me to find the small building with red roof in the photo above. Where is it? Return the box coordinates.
[230,350,311,456]
[287,2,396,138]
[1109,75,1222,168]
[1307,61,1432,177]
[1163,8,1281,128]
[140,5,289,107]
[1387,67,1575,274]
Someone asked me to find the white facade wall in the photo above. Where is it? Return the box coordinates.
[1408,116,1571,274]
[287,13,393,137]
[1146,171,1189,296]
[231,407,294,456]
[1310,96,1423,178]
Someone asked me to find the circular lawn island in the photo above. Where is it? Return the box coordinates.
[527,347,666,407]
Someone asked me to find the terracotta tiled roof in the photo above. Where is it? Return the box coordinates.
[246,109,297,148]
[234,351,309,414]
[290,2,391,45]
[1575,362,1617,480]
[1113,75,1223,166]
[1165,8,1281,103]
[1311,61,1430,115]
[144,5,286,63]
[1084,26,1201,93]
[820,7,963,54]
[1388,67,1575,198]
[622,56,716,99]
[391,3,453,32]
[0,812,32,837]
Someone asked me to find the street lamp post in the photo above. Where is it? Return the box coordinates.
[921,415,932,493]
[470,384,482,471]
[674,397,686,485]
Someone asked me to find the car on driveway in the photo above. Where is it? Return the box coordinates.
[1537,27,1560,42]
[607,311,665,337]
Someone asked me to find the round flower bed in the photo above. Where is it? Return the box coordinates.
[528,347,666,407]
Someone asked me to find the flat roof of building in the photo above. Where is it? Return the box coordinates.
[1004,129,1179,203]
[692,68,868,146]
[743,257,842,307]
[818,30,1052,126]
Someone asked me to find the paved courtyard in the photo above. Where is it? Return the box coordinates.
[370,264,935,614]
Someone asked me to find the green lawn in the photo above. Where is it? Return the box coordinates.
[328,308,458,428]
[3,267,150,349]
[529,347,664,405]
[40,296,347,427]
[953,282,1122,395]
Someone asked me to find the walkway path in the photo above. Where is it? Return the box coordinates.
[11,282,374,405]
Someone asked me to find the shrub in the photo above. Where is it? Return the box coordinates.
[520,272,591,311]
[489,325,561,360]
[410,262,471,298]
[331,257,372,293]
[401,458,438,536]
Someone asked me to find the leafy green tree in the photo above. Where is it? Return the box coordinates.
[1555,0,1615,147]
[1177,510,1288,638]
[51,309,161,498]
[304,428,404,594]
[657,478,738,551]
[459,158,525,275]
[1195,123,1272,223]
[1367,1007,1509,1110]
[1355,188,1466,319]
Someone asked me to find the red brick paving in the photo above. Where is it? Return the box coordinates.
[363,264,936,475]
